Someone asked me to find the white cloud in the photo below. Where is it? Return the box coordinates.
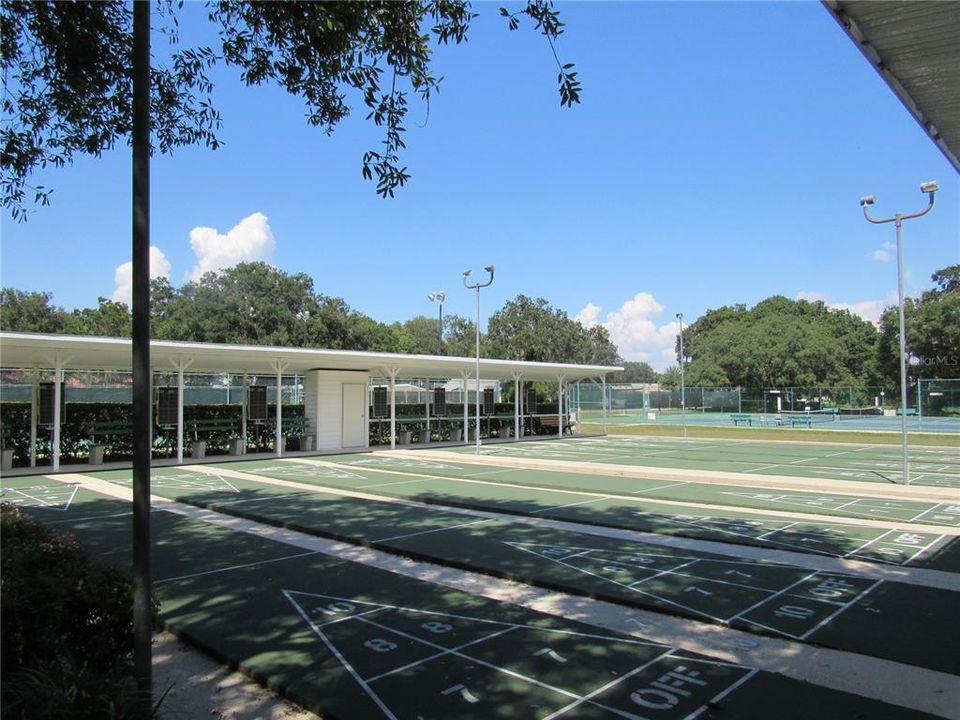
[576,292,679,369]
[186,211,275,282]
[111,246,172,307]
[795,290,898,325]
[868,241,896,263]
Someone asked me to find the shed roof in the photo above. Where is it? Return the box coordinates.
[823,1,960,172]
[0,332,621,383]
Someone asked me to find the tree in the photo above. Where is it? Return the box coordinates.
[878,265,960,385]
[65,298,132,337]
[485,294,620,365]
[0,288,69,333]
[613,361,658,384]
[658,366,680,390]
[2,1,580,219]
[682,296,881,388]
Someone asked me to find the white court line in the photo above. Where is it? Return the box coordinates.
[4,487,60,507]
[284,591,399,720]
[841,528,898,559]
[374,518,494,543]
[685,669,759,720]
[756,522,798,538]
[798,580,884,641]
[632,481,692,495]
[363,625,518,683]
[541,650,676,720]
[727,570,824,628]
[44,510,133,524]
[358,478,429,490]
[531,497,608,514]
[464,467,524,477]
[356,616,582,700]
[157,550,322,584]
[911,503,953,524]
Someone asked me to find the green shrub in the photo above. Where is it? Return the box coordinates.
[0,504,158,720]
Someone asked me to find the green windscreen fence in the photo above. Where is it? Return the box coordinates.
[919,378,960,417]
[570,383,917,417]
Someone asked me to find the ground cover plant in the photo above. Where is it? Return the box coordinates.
[0,504,158,720]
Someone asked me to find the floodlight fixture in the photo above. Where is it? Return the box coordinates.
[428,291,446,354]
[859,181,938,485]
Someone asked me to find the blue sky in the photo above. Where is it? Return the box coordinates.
[2,1,957,369]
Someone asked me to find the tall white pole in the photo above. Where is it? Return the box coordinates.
[861,183,937,485]
[463,266,495,455]
[895,218,910,485]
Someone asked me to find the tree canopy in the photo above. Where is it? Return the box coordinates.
[485,294,620,365]
[878,264,960,385]
[1,0,580,219]
[681,295,881,388]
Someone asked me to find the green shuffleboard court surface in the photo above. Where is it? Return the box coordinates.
[0,474,944,720]
[140,459,960,573]
[445,436,960,489]
[308,452,960,527]
[75,466,960,675]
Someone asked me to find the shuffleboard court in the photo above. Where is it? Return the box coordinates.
[157,458,960,571]
[5,474,938,719]
[83,466,960,674]
[314,452,960,527]
[442,436,960,489]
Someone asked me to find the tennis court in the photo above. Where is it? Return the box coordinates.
[584,410,960,434]
[5,473,947,719]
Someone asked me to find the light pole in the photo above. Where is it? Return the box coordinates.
[428,291,446,355]
[676,312,686,438]
[463,265,495,455]
[861,180,938,485]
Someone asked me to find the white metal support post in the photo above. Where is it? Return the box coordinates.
[461,370,471,444]
[513,371,523,440]
[861,182,938,485]
[602,375,608,435]
[556,374,566,438]
[52,355,64,471]
[386,368,399,449]
[273,361,289,457]
[241,370,248,451]
[424,378,430,441]
[172,357,191,464]
[29,374,37,467]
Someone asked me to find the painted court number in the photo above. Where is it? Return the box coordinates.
[630,665,708,709]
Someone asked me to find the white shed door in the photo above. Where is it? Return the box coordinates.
[342,383,366,448]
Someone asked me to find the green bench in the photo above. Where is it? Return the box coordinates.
[88,420,134,463]
[730,414,752,426]
[185,417,242,457]
[538,415,574,434]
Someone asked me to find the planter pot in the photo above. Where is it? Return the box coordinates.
[190,440,206,459]
[499,425,511,439]
[1,448,13,471]
[419,430,431,444]
[450,428,463,442]
[228,438,245,456]
[398,430,412,445]
[88,445,105,465]
[468,427,478,441]
[298,435,315,452]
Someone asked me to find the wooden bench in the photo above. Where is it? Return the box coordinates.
[730,413,752,426]
[788,416,812,428]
